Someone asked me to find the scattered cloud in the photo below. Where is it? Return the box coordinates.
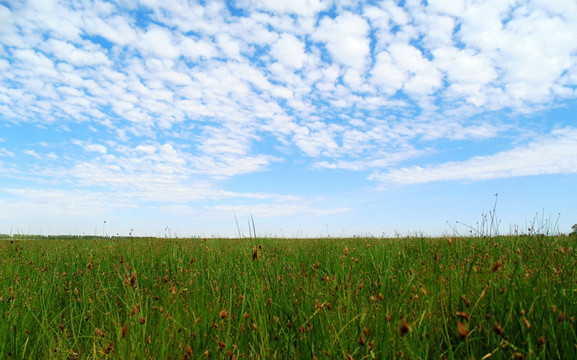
[1,0,576,234]
[0,148,14,157]
[370,127,577,186]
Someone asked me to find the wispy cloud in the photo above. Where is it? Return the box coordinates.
[370,127,577,186]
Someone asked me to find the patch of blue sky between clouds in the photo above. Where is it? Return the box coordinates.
[0,0,576,236]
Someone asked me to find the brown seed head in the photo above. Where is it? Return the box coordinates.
[456,312,470,322]
[400,320,412,337]
[219,309,229,319]
[461,295,471,308]
[457,321,469,339]
[493,322,504,335]
[522,317,531,329]
[129,272,137,287]
[491,261,503,272]
[130,304,140,316]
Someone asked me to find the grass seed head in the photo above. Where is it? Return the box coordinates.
[461,295,471,308]
[491,261,503,272]
[557,312,566,323]
[400,320,412,337]
[456,312,470,322]
[219,309,229,319]
[522,317,531,329]
[493,322,504,336]
[458,321,469,339]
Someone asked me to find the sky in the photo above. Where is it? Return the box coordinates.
[1,0,576,238]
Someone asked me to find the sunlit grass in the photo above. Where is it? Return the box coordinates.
[1,235,576,359]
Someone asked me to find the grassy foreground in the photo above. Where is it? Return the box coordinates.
[0,235,576,359]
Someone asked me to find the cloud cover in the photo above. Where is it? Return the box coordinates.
[1,0,576,235]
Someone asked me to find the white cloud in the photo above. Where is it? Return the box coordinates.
[370,127,577,185]
[180,37,217,60]
[433,47,497,85]
[216,33,242,60]
[13,49,58,78]
[138,26,180,59]
[83,14,138,46]
[315,147,426,171]
[427,0,465,17]
[270,33,307,69]
[313,12,371,70]
[370,52,406,94]
[453,0,577,107]
[239,0,328,16]
[23,150,42,159]
[372,42,442,97]
[42,39,110,66]
[0,148,14,157]
[84,144,107,154]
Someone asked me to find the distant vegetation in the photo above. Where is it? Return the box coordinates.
[1,235,576,359]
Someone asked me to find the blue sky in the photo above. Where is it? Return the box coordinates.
[1,0,576,237]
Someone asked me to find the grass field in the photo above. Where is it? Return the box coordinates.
[1,234,576,359]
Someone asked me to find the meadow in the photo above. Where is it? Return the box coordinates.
[0,234,576,359]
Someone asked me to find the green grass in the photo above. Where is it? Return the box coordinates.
[1,235,576,359]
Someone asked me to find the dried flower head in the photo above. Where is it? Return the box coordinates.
[400,320,412,337]
[458,321,469,339]
[493,322,504,335]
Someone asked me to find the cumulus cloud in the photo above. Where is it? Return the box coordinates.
[270,33,307,69]
[138,26,180,59]
[313,12,371,70]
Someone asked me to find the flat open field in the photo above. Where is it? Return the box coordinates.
[1,235,576,359]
